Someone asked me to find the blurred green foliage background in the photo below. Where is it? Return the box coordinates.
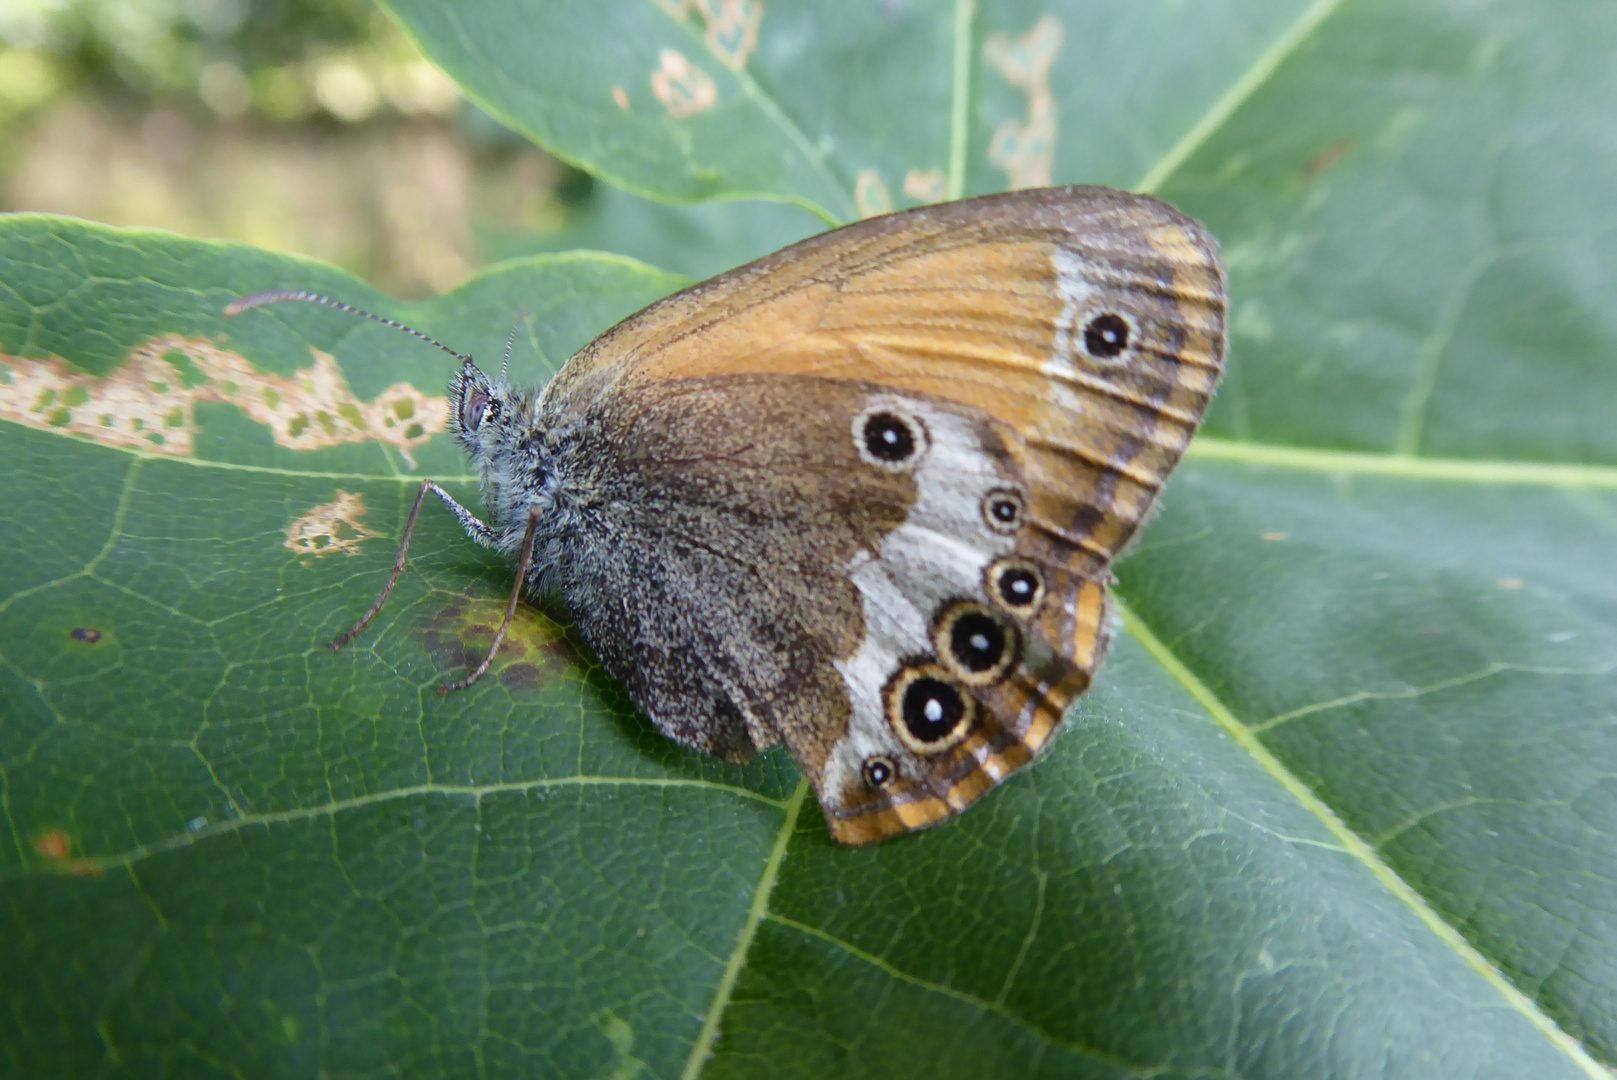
[0,0,579,296]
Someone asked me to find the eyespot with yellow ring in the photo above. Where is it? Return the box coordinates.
[932,601,1019,686]
[981,488,1024,534]
[861,755,897,790]
[984,557,1046,616]
[884,661,977,755]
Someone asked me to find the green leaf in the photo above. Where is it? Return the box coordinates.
[478,178,826,281]
[4,2,1616,1078]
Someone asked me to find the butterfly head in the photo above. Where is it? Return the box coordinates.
[451,359,510,452]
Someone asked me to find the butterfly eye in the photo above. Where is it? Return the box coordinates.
[855,405,927,471]
[933,602,1018,686]
[460,389,490,432]
[885,662,976,754]
[861,756,897,790]
[982,489,1024,534]
[1082,312,1132,359]
[986,559,1045,614]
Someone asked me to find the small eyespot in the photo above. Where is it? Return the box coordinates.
[885,662,976,754]
[934,602,1018,686]
[855,405,927,471]
[986,559,1046,614]
[460,389,490,432]
[1082,312,1131,359]
[862,756,896,790]
[982,488,1024,534]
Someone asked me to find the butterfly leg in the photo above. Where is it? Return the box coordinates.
[332,480,497,651]
[439,505,542,694]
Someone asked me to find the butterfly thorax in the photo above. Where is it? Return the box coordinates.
[451,361,571,567]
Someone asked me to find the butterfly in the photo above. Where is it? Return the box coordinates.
[229,185,1227,845]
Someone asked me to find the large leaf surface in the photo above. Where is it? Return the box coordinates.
[4,1,1616,1077]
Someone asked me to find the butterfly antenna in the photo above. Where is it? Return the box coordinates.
[224,290,474,366]
[499,306,526,384]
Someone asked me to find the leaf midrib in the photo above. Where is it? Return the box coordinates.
[15,424,1617,490]
[1133,0,1347,195]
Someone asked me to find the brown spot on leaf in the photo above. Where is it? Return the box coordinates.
[34,830,71,860]
[499,663,542,692]
[424,594,577,691]
[653,0,762,71]
[985,16,1064,190]
[34,829,101,876]
[903,169,945,204]
[1303,139,1357,179]
[285,491,378,558]
[69,627,103,643]
[650,49,717,117]
[854,170,893,219]
[0,336,448,467]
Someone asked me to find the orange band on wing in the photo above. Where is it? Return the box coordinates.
[1069,579,1109,672]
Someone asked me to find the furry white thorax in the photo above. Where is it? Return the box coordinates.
[824,396,1019,801]
[452,363,568,569]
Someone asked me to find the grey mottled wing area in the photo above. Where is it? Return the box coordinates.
[549,373,915,769]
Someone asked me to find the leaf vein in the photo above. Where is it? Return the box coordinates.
[680,777,808,1080]
[1188,438,1617,487]
[947,0,976,200]
[1135,0,1347,194]
[0,776,791,882]
[763,912,1174,1077]
[1252,661,1617,733]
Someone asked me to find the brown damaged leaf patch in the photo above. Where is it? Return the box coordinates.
[0,335,448,466]
[285,491,379,559]
[423,594,580,693]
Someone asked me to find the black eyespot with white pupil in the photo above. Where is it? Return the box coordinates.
[983,489,1024,534]
[885,662,976,754]
[950,611,1006,674]
[934,601,1019,685]
[986,559,1046,616]
[903,677,966,744]
[1000,569,1039,607]
[863,411,916,463]
[862,756,895,790]
[1083,313,1130,359]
